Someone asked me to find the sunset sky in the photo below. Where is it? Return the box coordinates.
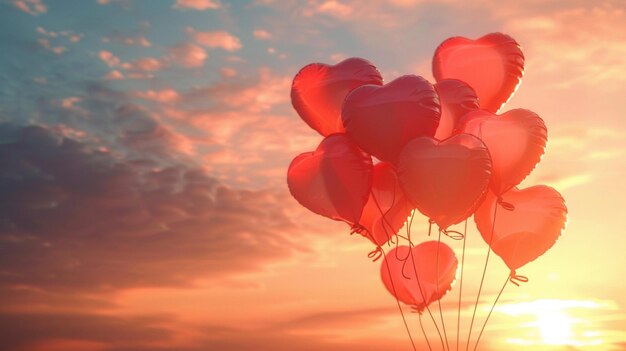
[1,0,625,350]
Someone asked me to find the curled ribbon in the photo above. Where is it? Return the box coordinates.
[509,270,529,286]
[497,196,515,211]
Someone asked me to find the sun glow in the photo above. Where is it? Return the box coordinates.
[497,299,615,347]
[534,309,573,344]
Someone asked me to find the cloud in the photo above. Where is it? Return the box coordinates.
[98,50,165,75]
[0,312,172,351]
[173,0,221,11]
[0,122,298,295]
[316,0,353,18]
[501,3,626,87]
[37,38,67,55]
[253,29,272,40]
[186,27,242,51]
[102,34,152,47]
[12,0,47,15]
[134,89,180,104]
[103,70,125,80]
[168,43,207,68]
[99,50,122,67]
[220,67,237,77]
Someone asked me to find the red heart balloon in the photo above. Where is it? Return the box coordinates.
[359,162,413,247]
[287,134,373,225]
[456,109,547,195]
[434,79,480,141]
[291,57,383,136]
[397,134,492,230]
[433,33,524,113]
[474,186,567,271]
[342,75,441,163]
[380,242,458,312]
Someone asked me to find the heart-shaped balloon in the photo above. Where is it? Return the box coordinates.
[474,186,567,271]
[359,162,413,247]
[433,33,524,113]
[397,134,492,230]
[434,79,480,141]
[287,134,373,225]
[342,75,441,163]
[380,242,458,312]
[456,109,547,195]
[291,57,383,136]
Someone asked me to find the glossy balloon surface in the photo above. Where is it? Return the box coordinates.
[434,79,480,140]
[380,243,458,312]
[397,134,492,229]
[359,162,413,246]
[287,134,373,225]
[474,186,567,271]
[292,58,383,136]
[433,33,524,113]
[457,109,547,195]
[342,75,440,163]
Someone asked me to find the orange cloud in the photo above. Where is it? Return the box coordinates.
[253,29,272,40]
[186,27,242,51]
[12,0,46,15]
[220,67,237,77]
[173,0,220,11]
[168,43,207,68]
[37,39,66,55]
[102,34,152,47]
[103,70,125,80]
[135,89,181,104]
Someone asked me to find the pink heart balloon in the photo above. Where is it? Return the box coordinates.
[434,79,480,141]
[287,134,373,225]
[359,162,413,247]
[456,109,547,195]
[342,75,441,163]
[433,32,524,113]
[397,134,492,230]
[380,242,458,312]
[474,186,567,271]
[291,57,383,136]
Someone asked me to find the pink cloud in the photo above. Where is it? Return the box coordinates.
[135,89,181,103]
[37,38,67,55]
[102,35,152,47]
[168,43,208,68]
[12,0,47,15]
[61,97,81,109]
[99,50,164,74]
[221,67,238,78]
[99,50,121,67]
[187,27,242,51]
[103,70,125,80]
[253,29,272,40]
[128,57,163,72]
[316,0,353,18]
[173,0,220,10]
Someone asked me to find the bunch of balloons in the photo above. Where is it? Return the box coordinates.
[287,32,568,351]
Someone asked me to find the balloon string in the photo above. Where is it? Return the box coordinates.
[466,201,499,351]
[418,311,433,351]
[370,185,422,351]
[398,210,417,277]
[381,248,418,351]
[457,219,468,351]
[472,275,509,351]
[407,245,446,351]
[436,229,451,351]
